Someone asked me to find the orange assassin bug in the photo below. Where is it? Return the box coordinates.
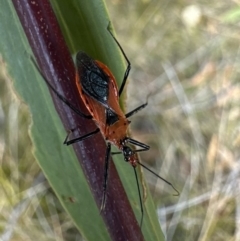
[33,24,178,225]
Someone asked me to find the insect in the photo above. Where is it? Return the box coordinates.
[33,24,178,226]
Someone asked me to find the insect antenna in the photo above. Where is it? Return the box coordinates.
[111,149,179,196]
[137,161,179,196]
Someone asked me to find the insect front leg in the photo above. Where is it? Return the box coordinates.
[125,137,150,152]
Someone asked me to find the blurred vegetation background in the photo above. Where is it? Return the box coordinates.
[1,0,240,240]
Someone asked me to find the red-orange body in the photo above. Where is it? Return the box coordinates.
[75,60,138,166]
[38,29,177,224]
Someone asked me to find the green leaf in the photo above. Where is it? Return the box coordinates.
[1,0,165,240]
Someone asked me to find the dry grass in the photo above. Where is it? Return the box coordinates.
[1,0,240,240]
[106,1,240,240]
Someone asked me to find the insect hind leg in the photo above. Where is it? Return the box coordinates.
[100,143,111,211]
[64,128,100,145]
[107,23,131,97]
[30,56,92,119]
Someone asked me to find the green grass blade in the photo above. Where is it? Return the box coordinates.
[0,0,165,240]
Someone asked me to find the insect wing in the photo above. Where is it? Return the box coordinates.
[95,60,127,126]
[76,51,109,108]
[83,88,106,129]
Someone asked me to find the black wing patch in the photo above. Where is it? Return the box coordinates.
[76,51,109,107]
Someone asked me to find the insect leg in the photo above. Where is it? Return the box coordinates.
[107,23,131,97]
[111,149,145,226]
[133,167,144,227]
[125,138,150,151]
[125,138,179,194]
[111,138,149,154]
[125,102,148,118]
[31,56,92,119]
[101,143,111,211]
[111,151,121,155]
[63,128,76,144]
[64,128,100,145]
